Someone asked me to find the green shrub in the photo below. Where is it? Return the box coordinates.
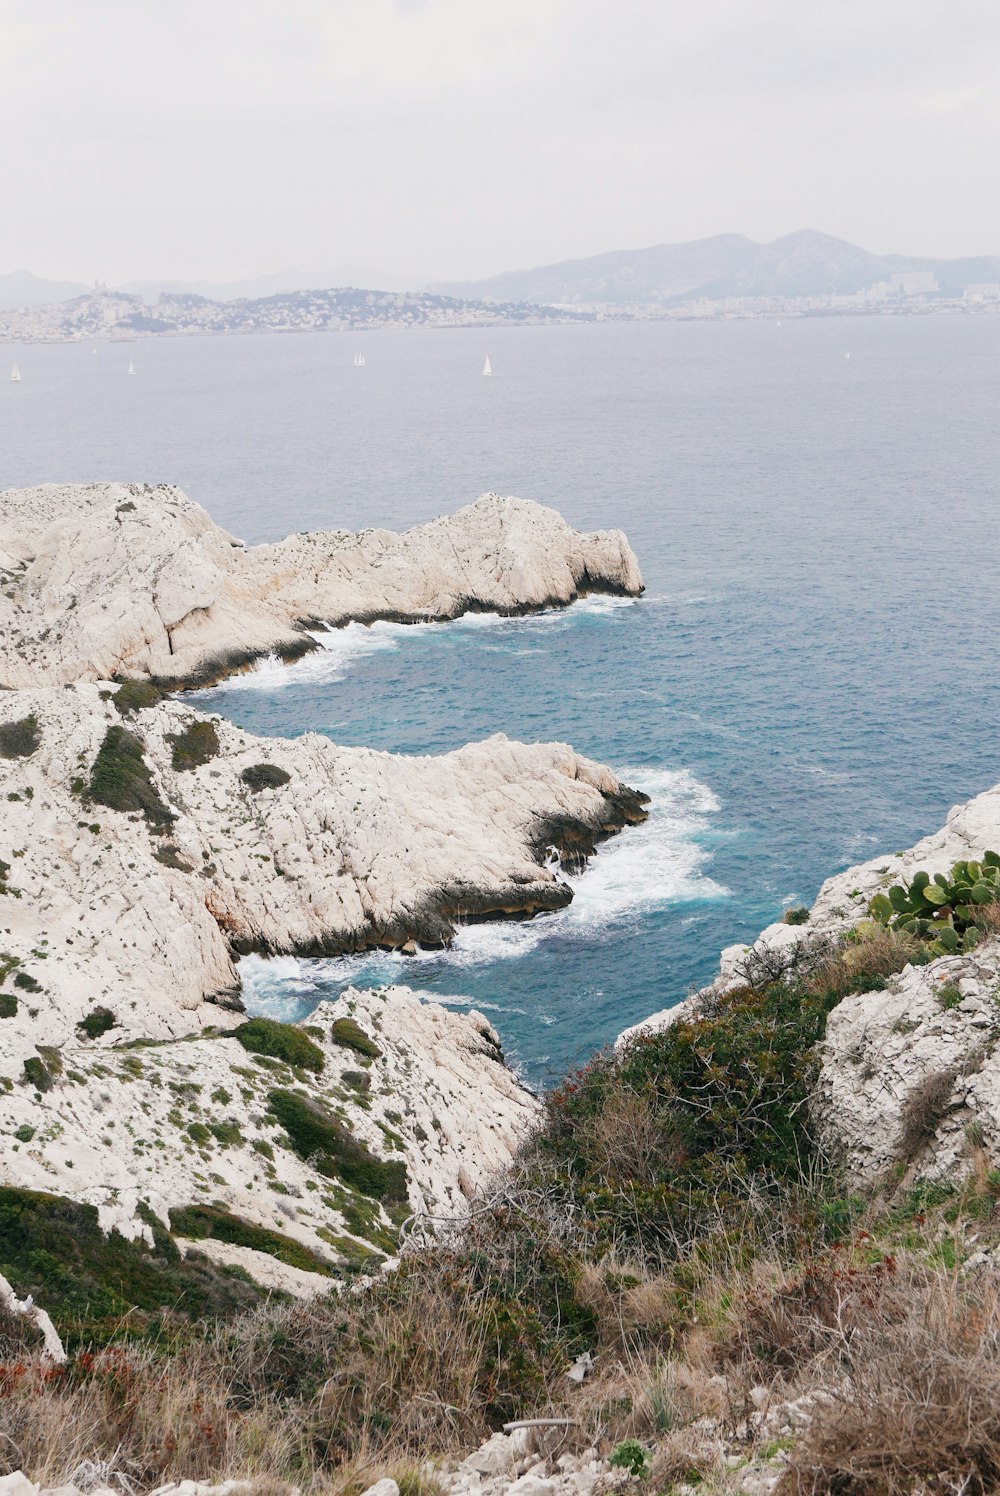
[12,971,41,993]
[13,1125,34,1143]
[168,719,220,771]
[0,714,40,759]
[89,725,175,831]
[168,1204,334,1276]
[233,1018,325,1073]
[112,681,162,715]
[0,994,17,1019]
[77,1007,115,1040]
[330,1016,382,1060]
[782,906,810,925]
[240,762,291,792]
[869,854,1000,954]
[153,843,193,871]
[0,1187,265,1345]
[609,1440,651,1477]
[22,1057,53,1092]
[269,1088,408,1202]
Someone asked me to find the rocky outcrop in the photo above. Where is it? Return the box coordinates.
[0,985,539,1290]
[619,781,1000,1187]
[0,484,643,689]
[0,685,646,1056]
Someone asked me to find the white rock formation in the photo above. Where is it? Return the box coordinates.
[0,685,646,1055]
[0,484,643,689]
[0,986,539,1291]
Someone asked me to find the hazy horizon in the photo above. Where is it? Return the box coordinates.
[4,0,1000,285]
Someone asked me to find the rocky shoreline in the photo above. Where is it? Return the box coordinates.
[0,483,649,1288]
[0,484,643,691]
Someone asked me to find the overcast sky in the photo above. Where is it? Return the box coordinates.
[3,0,1000,284]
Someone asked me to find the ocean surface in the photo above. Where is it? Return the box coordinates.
[4,316,1000,1085]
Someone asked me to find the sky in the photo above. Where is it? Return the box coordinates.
[2,0,1000,285]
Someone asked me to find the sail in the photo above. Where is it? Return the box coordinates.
[9,364,20,382]
[127,359,136,374]
[358,352,366,367]
[483,355,492,377]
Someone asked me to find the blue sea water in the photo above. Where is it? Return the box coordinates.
[4,316,1000,1084]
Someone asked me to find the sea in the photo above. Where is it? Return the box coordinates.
[4,315,1000,1086]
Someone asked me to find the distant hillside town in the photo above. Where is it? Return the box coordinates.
[2,229,1000,341]
[0,284,589,343]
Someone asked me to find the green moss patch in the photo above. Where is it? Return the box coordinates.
[269,1088,408,1203]
[168,719,220,771]
[330,1017,382,1060]
[89,724,175,831]
[0,714,40,759]
[169,1204,334,1277]
[233,1017,325,1073]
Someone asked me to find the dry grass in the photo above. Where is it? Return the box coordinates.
[776,1262,1000,1494]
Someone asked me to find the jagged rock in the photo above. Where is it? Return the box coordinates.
[0,485,643,690]
[358,1481,400,1496]
[0,685,646,1050]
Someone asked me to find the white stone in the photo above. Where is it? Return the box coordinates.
[0,1476,38,1496]
[359,1481,400,1496]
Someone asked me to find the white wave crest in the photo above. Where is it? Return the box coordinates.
[209,594,639,693]
[237,764,728,1014]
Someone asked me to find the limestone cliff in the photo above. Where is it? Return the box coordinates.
[0,484,643,689]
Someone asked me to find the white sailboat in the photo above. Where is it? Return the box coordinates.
[9,364,21,382]
[482,355,492,377]
[354,350,366,367]
[127,359,136,375]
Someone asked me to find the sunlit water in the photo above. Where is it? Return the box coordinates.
[4,317,1000,1083]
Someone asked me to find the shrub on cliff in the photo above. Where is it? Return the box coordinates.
[0,714,40,759]
[168,719,220,771]
[240,762,291,792]
[330,1016,382,1059]
[88,725,175,832]
[168,1204,335,1277]
[112,681,162,715]
[233,1017,324,1073]
[268,1088,408,1202]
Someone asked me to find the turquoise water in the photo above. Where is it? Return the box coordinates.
[4,317,1000,1083]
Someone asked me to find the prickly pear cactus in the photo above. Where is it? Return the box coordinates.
[868,852,1000,956]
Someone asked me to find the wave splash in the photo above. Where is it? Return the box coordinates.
[238,764,729,1021]
[209,595,640,694]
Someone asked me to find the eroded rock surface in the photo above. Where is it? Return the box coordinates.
[0,484,643,689]
[0,986,539,1291]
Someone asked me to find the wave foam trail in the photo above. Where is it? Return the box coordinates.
[237,764,729,1013]
[211,595,639,693]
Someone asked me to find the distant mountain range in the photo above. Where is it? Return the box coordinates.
[431,230,1000,306]
[0,269,92,310]
[5,231,1000,318]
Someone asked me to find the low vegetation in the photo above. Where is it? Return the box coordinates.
[112,681,162,715]
[240,762,291,792]
[269,1087,408,1201]
[330,1015,382,1059]
[76,1007,115,1041]
[869,852,1000,953]
[0,713,40,759]
[88,725,175,832]
[168,1204,335,1278]
[168,719,221,771]
[233,1016,325,1073]
[3,911,1000,1491]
